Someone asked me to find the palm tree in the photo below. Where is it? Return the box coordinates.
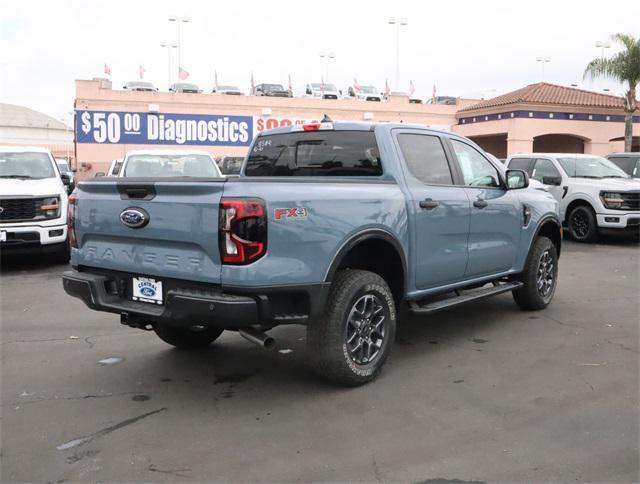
[584,33,639,152]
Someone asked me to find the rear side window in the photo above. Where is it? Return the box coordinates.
[509,158,533,174]
[397,133,453,185]
[244,131,382,176]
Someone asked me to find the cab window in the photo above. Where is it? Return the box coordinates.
[531,158,561,182]
[451,140,501,188]
[397,134,453,185]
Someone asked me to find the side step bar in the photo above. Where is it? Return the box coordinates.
[409,281,523,314]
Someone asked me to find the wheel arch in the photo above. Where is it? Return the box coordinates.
[325,229,407,304]
[564,197,596,225]
[534,216,563,258]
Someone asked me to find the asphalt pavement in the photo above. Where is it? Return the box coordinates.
[1,239,638,483]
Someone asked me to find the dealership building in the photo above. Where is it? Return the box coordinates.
[8,79,638,178]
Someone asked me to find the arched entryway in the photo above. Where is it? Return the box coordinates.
[468,133,508,159]
[609,136,640,152]
[533,134,586,153]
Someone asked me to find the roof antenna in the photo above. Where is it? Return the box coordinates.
[321,114,332,123]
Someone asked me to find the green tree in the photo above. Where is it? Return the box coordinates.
[584,33,639,152]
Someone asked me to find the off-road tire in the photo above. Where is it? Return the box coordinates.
[154,324,223,349]
[513,236,558,310]
[568,205,598,242]
[307,269,396,386]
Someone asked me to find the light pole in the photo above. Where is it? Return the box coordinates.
[536,56,550,81]
[169,15,190,72]
[319,51,335,82]
[388,17,408,90]
[160,42,178,87]
[595,40,611,58]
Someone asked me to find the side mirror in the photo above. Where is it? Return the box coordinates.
[60,173,71,185]
[506,169,529,190]
[94,172,105,177]
[542,175,562,186]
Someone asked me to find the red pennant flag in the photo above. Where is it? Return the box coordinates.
[353,78,361,92]
[139,65,146,79]
[288,73,292,92]
[432,83,437,101]
[178,67,189,80]
[385,79,390,97]
[214,70,219,89]
[104,63,111,76]
[409,80,415,97]
[251,72,255,95]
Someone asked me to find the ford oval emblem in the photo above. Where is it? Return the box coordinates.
[120,208,149,229]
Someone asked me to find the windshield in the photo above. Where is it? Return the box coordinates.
[124,154,220,177]
[177,83,198,90]
[56,161,70,172]
[262,84,285,91]
[360,86,377,94]
[218,85,239,91]
[608,156,640,177]
[129,82,154,89]
[557,156,629,179]
[0,152,56,179]
[311,83,337,91]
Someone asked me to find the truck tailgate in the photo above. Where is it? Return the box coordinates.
[73,179,225,284]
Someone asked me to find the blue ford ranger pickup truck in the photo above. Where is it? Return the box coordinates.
[63,121,561,386]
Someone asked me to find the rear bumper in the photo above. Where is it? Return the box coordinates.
[62,269,330,329]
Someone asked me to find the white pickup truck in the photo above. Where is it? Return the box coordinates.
[0,146,71,261]
[506,153,640,242]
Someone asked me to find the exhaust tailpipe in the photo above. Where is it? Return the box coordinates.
[239,327,276,350]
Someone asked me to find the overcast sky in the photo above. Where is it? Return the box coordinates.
[1,0,638,124]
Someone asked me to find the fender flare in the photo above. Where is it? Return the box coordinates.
[531,215,563,257]
[324,228,408,284]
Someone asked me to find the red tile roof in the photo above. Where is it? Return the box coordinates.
[459,82,629,112]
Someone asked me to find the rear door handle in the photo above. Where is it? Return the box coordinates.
[419,199,440,210]
[473,199,489,209]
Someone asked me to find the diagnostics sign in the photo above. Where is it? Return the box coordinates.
[77,110,253,146]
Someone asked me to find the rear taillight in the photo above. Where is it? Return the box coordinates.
[219,198,267,265]
[67,194,77,249]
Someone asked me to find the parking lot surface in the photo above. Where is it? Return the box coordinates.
[1,239,638,483]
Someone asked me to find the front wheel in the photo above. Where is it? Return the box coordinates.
[307,270,396,386]
[568,205,598,242]
[154,324,223,349]
[512,236,558,310]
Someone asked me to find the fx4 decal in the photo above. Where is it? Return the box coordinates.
[274,207,308,220]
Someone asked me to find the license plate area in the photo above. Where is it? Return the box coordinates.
[132,277,163,305]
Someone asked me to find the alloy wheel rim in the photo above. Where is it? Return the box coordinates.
[571,211,589,238]
[346,294,386,365]
[536,250,555,297]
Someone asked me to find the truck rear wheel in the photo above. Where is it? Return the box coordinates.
[512,236,558,310]
[307,269,396,386]
[154,324,223,349]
